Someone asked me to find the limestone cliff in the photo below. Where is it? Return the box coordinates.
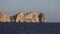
[0,12,47,23]
[16,12,25,22]
[0,13,11,22]
[24,12,39,23]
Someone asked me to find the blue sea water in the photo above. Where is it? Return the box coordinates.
[0,22,60,34]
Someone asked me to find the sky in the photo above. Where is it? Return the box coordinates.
[0,0,60,22]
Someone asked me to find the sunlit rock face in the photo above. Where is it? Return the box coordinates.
[0,13,11,22]
[24,12,39,23]
[0,12,47,23]
[16,12,25,22]
[38,13,47,23]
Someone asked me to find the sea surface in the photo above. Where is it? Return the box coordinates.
[0,22,60,34]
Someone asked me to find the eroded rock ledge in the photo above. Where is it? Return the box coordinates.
[0,12,47,23]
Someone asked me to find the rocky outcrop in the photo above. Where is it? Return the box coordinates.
[15,12,46,23]
[16,12,25,22]
[0,13,11,22]
[38,13,47,23]
[24,12,39,23]
[0,12,47,23]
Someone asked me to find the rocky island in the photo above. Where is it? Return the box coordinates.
[0,12,47,23]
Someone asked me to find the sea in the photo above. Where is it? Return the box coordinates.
[0,22,60,34]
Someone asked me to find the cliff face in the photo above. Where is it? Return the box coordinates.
[0,12,47,23]
[16,12,25,22]
[24,12,39,23]
[0,13,11,22]
[38,13,47,23]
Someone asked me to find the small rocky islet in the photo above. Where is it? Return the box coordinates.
[0,11,47,23]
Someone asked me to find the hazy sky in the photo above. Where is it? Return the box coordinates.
[0,0,60,22]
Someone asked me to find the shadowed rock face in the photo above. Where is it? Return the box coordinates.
[38,13,47,23]
[0,12,47,23]
[0,13,11,22]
